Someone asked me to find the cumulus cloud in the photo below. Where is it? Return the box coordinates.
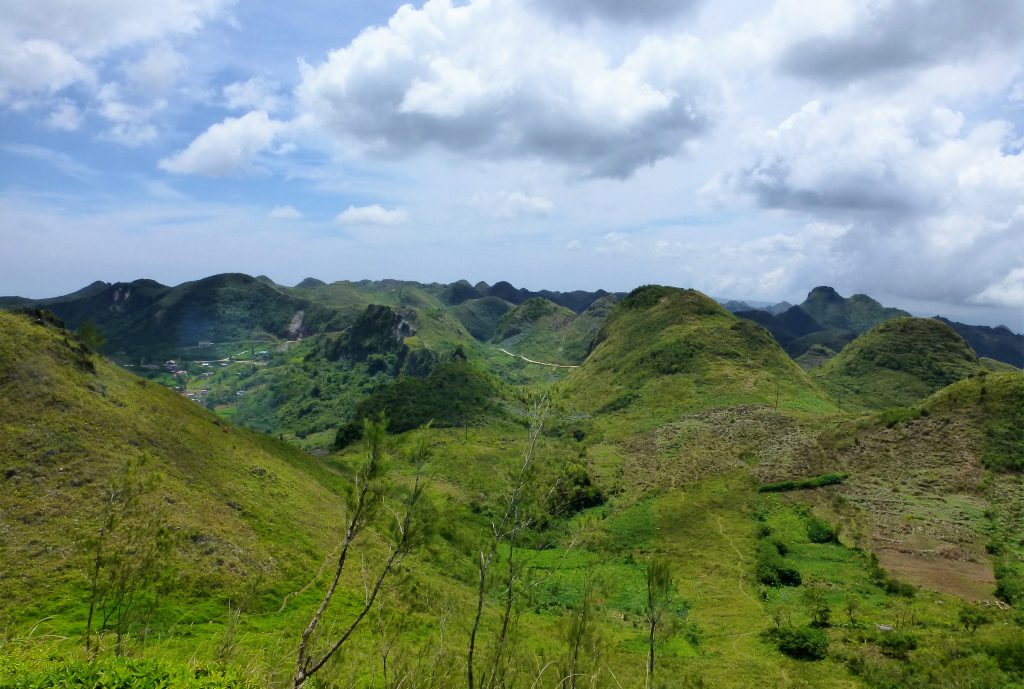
[123,42,185,93]
[295,0,718,178]
[710,97,1024,308]
[159,110,286,175]
[269,205,302,220]
[0,0,230,102]
[0,39,93,101]
[335,205,408,227]
[776,0,1024,84]
[465,190,554,219]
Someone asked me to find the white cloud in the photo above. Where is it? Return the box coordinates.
[95,83,164,146]
[711,97,1024,307]
[465,190,554,219]
[773,0,1024,85]
[269,205,303,219]
[972,266,1024,308]
[159,110,287,175]
[123,42,185,93]
[335,204,408,227]
[0,0,231,103]
[224,77,281,113]
[0,39,94,101]
[295,0,718,178]
[531,0,703,25]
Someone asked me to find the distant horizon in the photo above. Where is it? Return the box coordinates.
[4,269,1021,335]
[3,1,1023,341]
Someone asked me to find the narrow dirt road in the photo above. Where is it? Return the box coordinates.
[496,348,579,369]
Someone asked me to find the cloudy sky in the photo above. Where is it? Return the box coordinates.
[1,0,1022,330]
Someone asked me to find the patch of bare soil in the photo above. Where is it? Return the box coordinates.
[830,415,997,599]
[877,549,995,600]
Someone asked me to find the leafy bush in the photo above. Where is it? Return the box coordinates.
[759,472,848,493]
[772,626,828,660]
[548,461,604,515]
[876,631,917,659]
[755,539,801,587]
[806,515,838,543]
[643,340,699,375]
[597,392,638,414]
[983,631,1024,673]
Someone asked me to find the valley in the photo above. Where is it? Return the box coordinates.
[1,277,1023,689]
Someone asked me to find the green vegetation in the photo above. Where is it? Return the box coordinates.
[2,278,1024,689]
[813,317,983,410]
[759,472,848,493]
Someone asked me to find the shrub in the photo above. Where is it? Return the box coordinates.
[876,631,917,659]
[758,472,848,493]
[806,515,838,543]
[772,626,829,660]
[755,539,801,587]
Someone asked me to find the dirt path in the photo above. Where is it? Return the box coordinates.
[717,516,757,605]
[496,348,579,369]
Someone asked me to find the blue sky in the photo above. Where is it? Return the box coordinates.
[1,0,1023,331]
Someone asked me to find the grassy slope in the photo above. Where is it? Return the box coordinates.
[6,297,1024,688]
[812,317,983,410]
[568,286,837,428]
[0,310,353,634]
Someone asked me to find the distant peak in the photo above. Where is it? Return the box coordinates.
[295,277,326,288]
[807,286,842,301]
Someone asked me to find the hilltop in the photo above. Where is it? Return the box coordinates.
[569,285,836,422]
[811,317,983,410]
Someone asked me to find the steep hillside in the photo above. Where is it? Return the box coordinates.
[224,302,475,442]
[0,309,349,627]
[811,317,983,410]
[569,286,836,424]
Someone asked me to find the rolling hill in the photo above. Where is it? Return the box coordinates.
[811,317,984,410]
[568,285,837,423]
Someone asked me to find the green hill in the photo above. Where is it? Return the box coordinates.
[0,308,349,632]
[568,286,836,424]
[811,317,983,410]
